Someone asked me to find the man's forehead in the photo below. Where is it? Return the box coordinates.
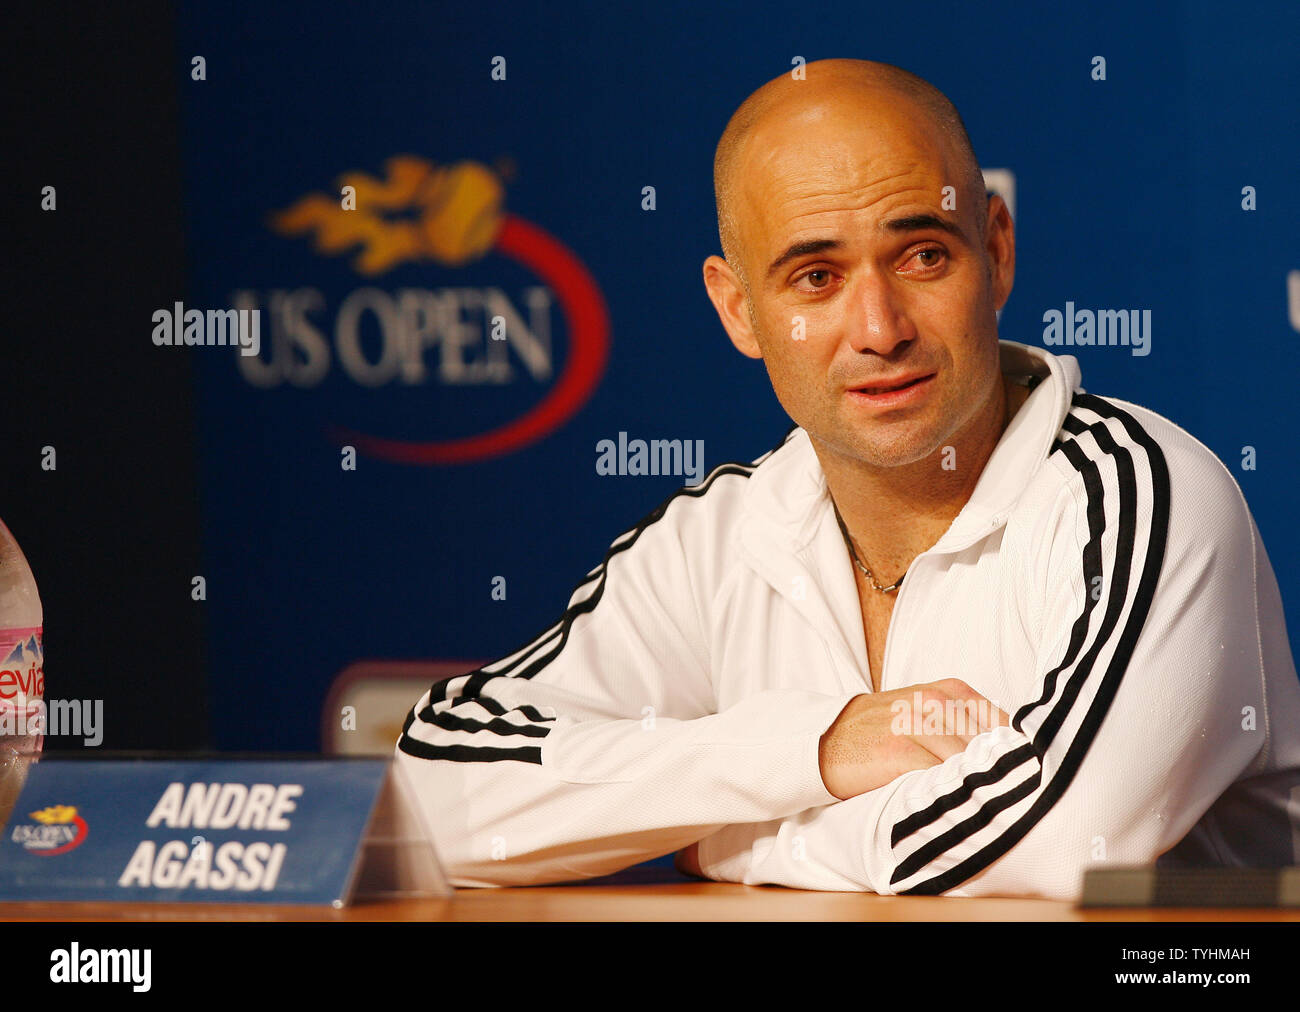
[735,124,960,256]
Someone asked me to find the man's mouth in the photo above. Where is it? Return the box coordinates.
[853,373,934,395]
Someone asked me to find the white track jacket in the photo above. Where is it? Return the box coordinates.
[396,340,1300,899]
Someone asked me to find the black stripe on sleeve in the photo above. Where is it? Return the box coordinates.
[889,394,1169,894]
[397,427,801,765]
[468,424,799,687]
[889,407,1112,849]
[397,738,544,765]
[419,709,551,738]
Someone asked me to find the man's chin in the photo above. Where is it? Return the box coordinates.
[855,443,941,470]
[825,430,944,470]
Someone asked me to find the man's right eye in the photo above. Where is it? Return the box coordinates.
[794,269,835,291]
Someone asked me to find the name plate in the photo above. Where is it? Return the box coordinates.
[0,757,450,905]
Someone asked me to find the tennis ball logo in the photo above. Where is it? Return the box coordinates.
[418,162,504,267]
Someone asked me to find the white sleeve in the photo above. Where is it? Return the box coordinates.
[394,462,852,886]
[693,396,1277,900]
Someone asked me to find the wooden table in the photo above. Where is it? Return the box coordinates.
[2,865,1297,920]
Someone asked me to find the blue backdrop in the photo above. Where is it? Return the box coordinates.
[172,0,1300,750]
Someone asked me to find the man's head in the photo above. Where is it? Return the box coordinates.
[704,59,1015,471]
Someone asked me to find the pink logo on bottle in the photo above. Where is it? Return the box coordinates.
[0,627,43,703]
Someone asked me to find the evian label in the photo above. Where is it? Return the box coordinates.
[0,626,43,705]
[0,626,44,825]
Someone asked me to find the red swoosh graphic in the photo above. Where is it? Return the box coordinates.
[32,815,88,856]
[329,213,609,464]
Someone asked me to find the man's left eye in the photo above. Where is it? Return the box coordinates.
[912,248,945,268]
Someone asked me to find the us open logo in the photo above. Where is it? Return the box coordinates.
[231,155,610,465]
[10,805,88,857]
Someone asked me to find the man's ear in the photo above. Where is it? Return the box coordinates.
[984,194,1016,313]
[703,255,763,359]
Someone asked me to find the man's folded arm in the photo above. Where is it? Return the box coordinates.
[694,404,1277,899]
[394,462,855,886]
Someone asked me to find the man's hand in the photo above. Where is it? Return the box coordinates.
[819,678,1010,801]
[674,841,704,878]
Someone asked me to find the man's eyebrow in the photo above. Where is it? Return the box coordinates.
[882,213,966,241]
[764,215,967,281]
[765,238,843,280]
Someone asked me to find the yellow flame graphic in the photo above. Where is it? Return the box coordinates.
[30,805,77,824]
[271,156,505,274]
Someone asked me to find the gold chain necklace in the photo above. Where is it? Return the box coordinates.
[832,501,905,594]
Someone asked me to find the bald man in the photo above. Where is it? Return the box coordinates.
[397,60,1300,899]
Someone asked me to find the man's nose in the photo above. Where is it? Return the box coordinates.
[846,274,916,355]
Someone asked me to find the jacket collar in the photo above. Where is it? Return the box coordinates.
[739,341,1083,561]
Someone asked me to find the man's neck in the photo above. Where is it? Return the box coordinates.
[813,373,1030,583]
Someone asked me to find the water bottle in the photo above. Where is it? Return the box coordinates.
[0,518,43,828]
